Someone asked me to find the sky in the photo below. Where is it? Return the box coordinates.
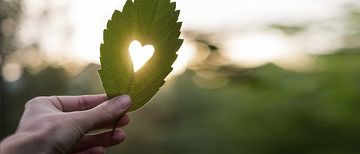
[16,0,355,75]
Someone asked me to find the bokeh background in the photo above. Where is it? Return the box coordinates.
[2,0,360,153]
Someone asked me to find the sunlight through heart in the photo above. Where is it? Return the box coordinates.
[129,40,155,72]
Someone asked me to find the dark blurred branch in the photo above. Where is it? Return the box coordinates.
[268,24,307,35]
[0,0,22,139]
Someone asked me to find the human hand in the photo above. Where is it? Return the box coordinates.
[0,94,131,154]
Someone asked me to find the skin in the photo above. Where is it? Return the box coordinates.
[0,94,132,154]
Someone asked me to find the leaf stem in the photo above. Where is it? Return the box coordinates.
[111,117,121,137]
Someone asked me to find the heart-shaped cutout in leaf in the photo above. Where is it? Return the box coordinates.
[98,0,183,111]
[129,40,155,72]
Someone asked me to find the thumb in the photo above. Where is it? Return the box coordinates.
[71,95,132,132]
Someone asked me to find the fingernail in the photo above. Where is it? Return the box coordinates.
[114,95,132,109]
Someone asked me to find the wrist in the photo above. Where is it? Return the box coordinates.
[1,132,51,154]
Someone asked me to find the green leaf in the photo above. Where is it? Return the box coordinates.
[98,0,183,111]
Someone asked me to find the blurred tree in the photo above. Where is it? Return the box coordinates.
[0,0,22,139]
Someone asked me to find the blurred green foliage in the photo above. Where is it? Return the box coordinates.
[110,51,360,154]
[2,51,360,153]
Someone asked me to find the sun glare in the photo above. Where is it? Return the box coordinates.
[224,32,294,67]
[2,62,23,82]
[129,40,155,72]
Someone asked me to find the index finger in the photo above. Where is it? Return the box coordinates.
[49,94,108,112]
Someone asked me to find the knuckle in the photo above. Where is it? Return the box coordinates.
[77,97,88,111]
[25,97,45,108]
[99,106,117,122]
